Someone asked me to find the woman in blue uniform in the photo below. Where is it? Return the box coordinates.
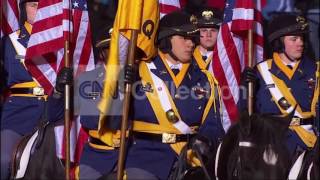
[122,11,225,180]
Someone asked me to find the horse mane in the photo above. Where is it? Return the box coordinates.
[216,112,291,180]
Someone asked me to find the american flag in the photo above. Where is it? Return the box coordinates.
[1,0,19,37]
[209,0,265,131]
[159,0,181,18]
[25,0,94,94]
[24,0,94,168]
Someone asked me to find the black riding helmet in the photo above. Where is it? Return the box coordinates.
[196,7,222,29]
[268,14,309,43]
[157,11,198,57]
[157,11,198,42]
[268,14,309,53]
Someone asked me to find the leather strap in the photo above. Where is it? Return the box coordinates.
[132,131,196,144]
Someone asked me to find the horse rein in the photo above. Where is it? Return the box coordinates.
[214,142,222,180]
[307,162,314,180]
[233,141,256,178]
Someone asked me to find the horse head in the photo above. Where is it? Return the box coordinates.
[168,134,218,180]
[216,112,292,180]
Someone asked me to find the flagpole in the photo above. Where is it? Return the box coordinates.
[247,29,254,116]
[64,40,71,180]
[0,0,3,105]
[117,30,138,180]
[64,1,72,180]
[0,0,2,34]
[0,0,2,30]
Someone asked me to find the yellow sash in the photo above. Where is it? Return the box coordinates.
[273,53,300,80]
[257,59,318,147]
[89,130,123,150]
[137,60,219,166]
[193,46,211,70]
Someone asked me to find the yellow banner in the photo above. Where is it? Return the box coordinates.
[121,0,159,60]
[97,0,159,146]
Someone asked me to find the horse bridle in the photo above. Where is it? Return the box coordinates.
[214,140,256,180]
[234,141,257,178]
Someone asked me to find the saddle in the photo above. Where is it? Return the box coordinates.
[10,121,65,180]
[10,122,48,179]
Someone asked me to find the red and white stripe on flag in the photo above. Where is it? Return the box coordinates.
[25,0,94,95]
[159,0,181,18]
[25,0,94,165]
[209,0,265,131]
[1,0,19,37]
[54,117,88,163]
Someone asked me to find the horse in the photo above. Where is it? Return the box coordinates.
[215,112,292,180]
[168,134,219,180]
[11,121,65,180]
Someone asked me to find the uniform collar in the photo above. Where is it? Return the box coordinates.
[19,22,32,38]
[24,22,32,34]
[193,46,212,69]
[199,47,213,58]
[17,22,32,46]
[151,51,191,88]
[166,59,182,70]
[272,52,300,80]
[283,61,297,67]
[269,53,312,80]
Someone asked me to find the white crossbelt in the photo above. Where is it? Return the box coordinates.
[9,31,26,60]
[258,62,313,132]
[146,62,193,134]
[258,62,302,117]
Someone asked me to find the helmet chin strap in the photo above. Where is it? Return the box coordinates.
[168,50,180,63]
[284,51,297,62]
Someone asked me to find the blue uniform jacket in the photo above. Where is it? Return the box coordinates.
[1,24,63,135]
[75,65,122,130]
[76,65,122,175]
[125,55,225,179]
[255,57,317,115]
[75,65,105,130]
[3,25,33,87]
[253,56,318,154]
